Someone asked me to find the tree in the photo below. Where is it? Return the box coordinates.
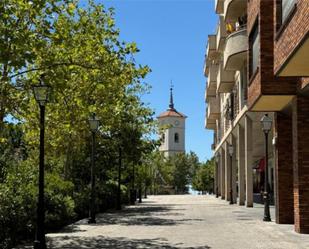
[192,158,215,193]
[0,1,155,248]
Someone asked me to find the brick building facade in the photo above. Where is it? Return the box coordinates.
[204,0,309,233]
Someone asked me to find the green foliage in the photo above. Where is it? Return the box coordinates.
[192,158,215,193]
[144,151,200,194]
[0,0,155,248]
[0,160,36,249]
[45,173,76,230]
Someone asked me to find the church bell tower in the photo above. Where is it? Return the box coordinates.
[158,85,187,157]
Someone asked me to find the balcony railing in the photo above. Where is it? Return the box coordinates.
[217,62,234,93]
[223,27,247,71]
[206,34,219,62]
[215,0,224,14]
[207,96,220,120]
[206,63,218,100]
[205,111,216,130]
[216,15,227,52]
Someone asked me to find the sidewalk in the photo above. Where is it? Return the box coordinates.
[16,195,309,249]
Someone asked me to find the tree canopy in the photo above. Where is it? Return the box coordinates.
[0,1,155,248]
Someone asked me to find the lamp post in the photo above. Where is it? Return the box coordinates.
[228,144,234,205]
[215,154,219,198]
[130,124,137,205]
[131,162,136,205]
[33,76,50,249]
[261,114,272,222]
[117,145,122,210]
[88,113,100,224]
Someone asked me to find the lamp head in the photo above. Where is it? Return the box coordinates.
[33,76,50,106]
[260,114,272,134]
[89,113,100,132]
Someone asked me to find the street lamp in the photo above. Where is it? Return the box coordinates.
[261,114,272,222]
[33,76,50,249]
[215,153,220,198]
[228,144,234,205]
[130,124,137,205]
[117,144,122,210]
[88,113,100,224]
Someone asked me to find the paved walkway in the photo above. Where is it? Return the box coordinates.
[22,195,309,248]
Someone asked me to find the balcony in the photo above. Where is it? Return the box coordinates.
[206,63,218,100]
[217,62,234,93]
[224,0,247,21]
[203,56,210,77]
[207,96,220,120]
[216,15,227,52]
[224,28,247,71]
[205,114,216,130]
[215,0,224,14]
[206,35,219,62]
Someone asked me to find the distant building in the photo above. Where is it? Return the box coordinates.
[158,86,187,157]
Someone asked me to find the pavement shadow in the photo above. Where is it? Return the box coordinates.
[48,235,211,249]
[75,204,189,227]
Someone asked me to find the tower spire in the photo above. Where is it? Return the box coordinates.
[169,81,174,110]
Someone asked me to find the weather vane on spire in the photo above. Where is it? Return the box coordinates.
[169,80,175,110]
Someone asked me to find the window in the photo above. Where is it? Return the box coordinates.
[161,134,165,144]
[282,0,296,24]
[174,133,179,143]
[240,65,248,108]
[249,21,259,78]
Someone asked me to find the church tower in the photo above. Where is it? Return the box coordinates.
[158,85,187,157]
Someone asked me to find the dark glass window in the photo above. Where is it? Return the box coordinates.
[250,22,259,78]
[174,133,179,143]
[161,134,165,144]
[282,0,295,23]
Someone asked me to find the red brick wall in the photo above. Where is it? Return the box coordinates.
[292,96,309,233]
[247,0,297,110]
[274,1,309,74]
[247,0,259,33]
[275,112,294,224]
[247,0,261,108]
[259,0,296,96]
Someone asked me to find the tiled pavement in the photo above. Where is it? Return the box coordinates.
[16,195,309,249]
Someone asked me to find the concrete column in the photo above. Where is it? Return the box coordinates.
[292,96,309,233]
[214,160,217,196]
[220,146,225,199]
[237,125,245,205]
[225,142,231,202]
[217,156,221,196]
[245,115,253,207]
[232,135,237,203]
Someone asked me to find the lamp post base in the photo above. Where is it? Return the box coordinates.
[88,218,96,224]
[263,216,271,222]
[34,240,46,249]
[229,189,233,205]
[263,191,271,222]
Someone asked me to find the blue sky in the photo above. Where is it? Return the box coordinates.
[91,0,217,162]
